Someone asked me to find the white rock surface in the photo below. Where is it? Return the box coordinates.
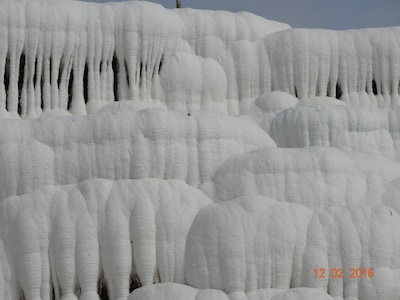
[1,0,399,118]
[254,91,298,114]
[185,196,400,299]
[208,147,400,207]
[263,28,400,106]
[0,108,275,200]
[0,0,288,118]
[0,1,399,299]
[128,283,334,300]
[0,178,211,300]
[269,105,395,159]
[98,100,166,114]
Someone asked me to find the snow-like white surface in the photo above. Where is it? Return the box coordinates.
[0,0,400,299]
[263,28,400,106]
[254,91,298,114]
[0,108,275,200]
[98,100,165,114]
[297,96,347,106]
[270,105,395,159]
[0,0,288,118]
[208,147,400,207]
[1,0,399,118]
[128,283,334,300]
[185,196,400,299]
[0,178,211,300]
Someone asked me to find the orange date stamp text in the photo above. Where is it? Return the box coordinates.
[314,267,374,279]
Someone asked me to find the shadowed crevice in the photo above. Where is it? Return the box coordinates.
[112,53,119,102]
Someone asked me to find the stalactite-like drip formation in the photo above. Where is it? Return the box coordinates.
[0,0,287,118]
[1,1,400,300]
[1,0,398,118]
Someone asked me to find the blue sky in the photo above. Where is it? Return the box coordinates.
[83,0,400,30]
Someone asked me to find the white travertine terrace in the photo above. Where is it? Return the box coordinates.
[269,105,395,159]
[0,179,211,300]
[208,147,400,206]
[0,108,275,200]
[128,283,334,300]
[0,0,399,299]
[0,0,399,118]
[185,196,400,299]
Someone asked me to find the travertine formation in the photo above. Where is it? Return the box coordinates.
[0,1,399,300]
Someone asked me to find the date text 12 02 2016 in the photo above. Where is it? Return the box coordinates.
[314,268,374,279]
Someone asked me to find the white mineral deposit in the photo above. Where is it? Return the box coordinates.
[0,0,399,299]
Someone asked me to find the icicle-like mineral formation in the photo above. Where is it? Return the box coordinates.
[1,0,399,118]
[1,1,400,300]
[0,0,288,117]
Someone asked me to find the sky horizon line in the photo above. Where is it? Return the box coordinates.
[82,0,400,30]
